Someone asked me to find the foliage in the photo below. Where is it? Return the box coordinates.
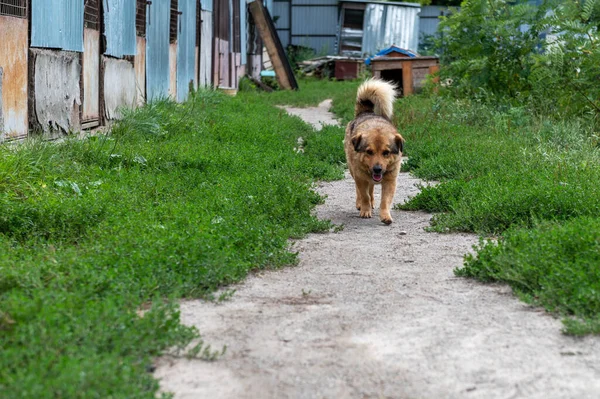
[457,217,600,335]
[437,0,600,118]
[0,86,347,397]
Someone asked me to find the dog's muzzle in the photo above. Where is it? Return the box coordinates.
[372,165,383,182]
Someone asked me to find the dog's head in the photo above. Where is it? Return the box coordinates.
[351,127,404,183]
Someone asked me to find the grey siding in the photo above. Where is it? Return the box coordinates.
[103,0,137,57]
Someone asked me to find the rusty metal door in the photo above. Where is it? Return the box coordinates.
[146,0,171,100]
[0,1,28,140]
[82,0,101,128]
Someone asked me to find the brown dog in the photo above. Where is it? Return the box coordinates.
[344,79,404,225]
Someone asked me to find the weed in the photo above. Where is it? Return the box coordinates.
[0,85,349,397]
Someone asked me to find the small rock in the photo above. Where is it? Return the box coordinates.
[398,231,407,235]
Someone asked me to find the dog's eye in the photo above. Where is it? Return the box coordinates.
[382,151,390,156]
[366,150,374,155]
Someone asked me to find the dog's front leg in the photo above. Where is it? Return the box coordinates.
[380,178,397,224]
[357,179,373,218]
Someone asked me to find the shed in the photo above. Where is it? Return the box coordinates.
[338,0,420,58]
[271,0,339,55]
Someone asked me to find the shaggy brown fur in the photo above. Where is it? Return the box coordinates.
[344,79,404,225]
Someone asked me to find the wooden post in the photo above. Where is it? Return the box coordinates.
[402,61,413,96]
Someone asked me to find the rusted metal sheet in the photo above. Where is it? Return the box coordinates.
[169,43,177,99]
[199,9,213,87]
[146,0,170,100]
[31,0,84,52]
[177,0,197,102]
[103,0,137,58]
[135,36,146,105]
[82,28,100,125]
[0,16,28,140]
[103,57,137,119]
[31,49,81,134]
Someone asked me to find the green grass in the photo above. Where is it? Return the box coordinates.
[389,94,600,334]
[0,85,349,397]
[458,217,600,335]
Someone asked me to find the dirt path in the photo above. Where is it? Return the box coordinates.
[155,102,600,399]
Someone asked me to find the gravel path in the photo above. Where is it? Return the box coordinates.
[155,101,600,399]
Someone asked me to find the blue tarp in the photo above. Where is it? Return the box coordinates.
[364,46,418,65]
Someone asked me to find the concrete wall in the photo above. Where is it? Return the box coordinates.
[30,49,81,134]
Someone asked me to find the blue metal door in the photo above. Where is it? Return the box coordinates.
[177,0,197,102]
[146,0,171,100]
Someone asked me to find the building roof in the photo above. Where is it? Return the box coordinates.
[340,0,421,8]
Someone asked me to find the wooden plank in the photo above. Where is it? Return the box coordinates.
[248,0,298,90]
[402,61,413,96]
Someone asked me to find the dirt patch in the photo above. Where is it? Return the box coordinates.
[155,101,600,399]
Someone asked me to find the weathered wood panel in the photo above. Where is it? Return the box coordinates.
[169,43,177,99]
[199,10,213,87]
[82,28,100,125]
[31,49,81,134]
[195,46,199,90]
[214,38,230,87]
[103,57,136,120]
[135,37,146,105]
[0,16,28,140]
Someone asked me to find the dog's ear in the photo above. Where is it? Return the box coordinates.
[351,134,363,152]
[392,134,405,154]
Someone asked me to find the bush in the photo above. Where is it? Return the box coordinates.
[437,0,600,119]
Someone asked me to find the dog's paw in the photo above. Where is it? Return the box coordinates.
[359,209,372,218]
[380,212,393,225]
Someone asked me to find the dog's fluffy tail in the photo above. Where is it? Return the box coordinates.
[354,78,397,120]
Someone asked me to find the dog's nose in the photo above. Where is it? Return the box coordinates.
[373,165,383,174]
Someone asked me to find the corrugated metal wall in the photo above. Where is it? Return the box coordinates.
[146,0,171,100]
[201,0,213,11]
[419,5,448,38]
[103,0,137,57]
[273,0,290,48]
[239,0,247,64]
[290,0,337,53]
[272,0,337,54]
[177,0,197,101]
[31,0,84,51]
[362,3,420,55]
